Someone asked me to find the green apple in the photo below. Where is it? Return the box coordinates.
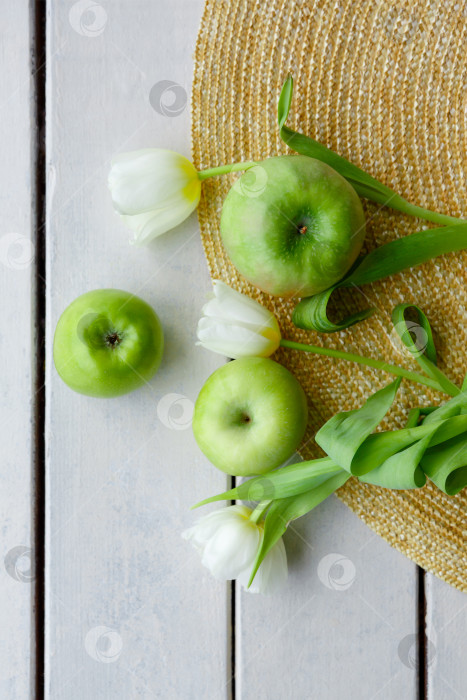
[192,357,308,476]
[220,155,366,297]
[53,289,164,398]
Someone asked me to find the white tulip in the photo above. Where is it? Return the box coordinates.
[108,148,201,245]
[182,504,288,595]
[196,281,281,359]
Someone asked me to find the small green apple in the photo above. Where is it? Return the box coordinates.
[220,155,366,297]
[192,357,308,476]
[53,289,164,398]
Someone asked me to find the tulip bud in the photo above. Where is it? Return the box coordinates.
[182,505,287,594]
[196,281,281,359]
[108,148,201,244]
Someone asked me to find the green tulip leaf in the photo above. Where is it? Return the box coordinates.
[315,379,401,475]
[390,304,460,397]
[278,78,463,226]
[192,457,345,507]
[247,471,350,587]
[277,74,294,131]
[292,224,467,333]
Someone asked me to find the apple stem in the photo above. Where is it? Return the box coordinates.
[197,161,257,181]
[279,338,459,397]
[249,500,272,524]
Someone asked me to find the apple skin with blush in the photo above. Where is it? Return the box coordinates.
[220,155,366,298]
[192,357,308,477]
[53,289,164,398]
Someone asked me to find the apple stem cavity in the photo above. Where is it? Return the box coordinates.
[105,331,122,349]
[297,224,307,235]
[197,161,257,181]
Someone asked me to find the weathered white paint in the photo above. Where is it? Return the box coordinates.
[427,575,467,699]
[0,1,36,697]
[36,1,467,699]
[45,0,229,697]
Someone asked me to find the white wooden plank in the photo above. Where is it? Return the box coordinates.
[0,2,36,696]
[237,494,419,700]
[45,1,229,697]
[426,574,467,699]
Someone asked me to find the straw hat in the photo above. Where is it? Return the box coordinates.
[191,0,467,590]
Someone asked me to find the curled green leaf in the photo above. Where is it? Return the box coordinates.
[391,304,460,397]
[293,224,467,333]
[315,379,401,475]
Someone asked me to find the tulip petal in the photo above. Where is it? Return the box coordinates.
[109,148,199,216]
[197,318,278,358]
[238,537,288,594]
[121,192,200,245]
[203,280,279,329]
[182,505,253,551]
[202,517,261,580]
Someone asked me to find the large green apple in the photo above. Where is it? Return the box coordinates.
[192,357,308,476]
[220,155,366,297]
[53,289,164,398]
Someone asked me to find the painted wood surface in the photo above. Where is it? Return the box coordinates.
[0,0,462,698]
[45,1,229,697]
[426,575,467,700]
[237,494,419,700]
[0,1,36,697]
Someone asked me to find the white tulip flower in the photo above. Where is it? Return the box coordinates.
[182,505,287,595]
[108,149,201,245]
[196,281,282,359]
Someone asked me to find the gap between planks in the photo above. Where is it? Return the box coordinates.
[32,1,47,698]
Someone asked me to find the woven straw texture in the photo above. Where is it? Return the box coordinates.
[191,0,467,590]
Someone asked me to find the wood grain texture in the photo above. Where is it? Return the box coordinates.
[0,1,36,696]
[45,1,229,697]
[426,575,467,699]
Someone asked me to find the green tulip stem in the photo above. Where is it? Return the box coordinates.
[197,161,257,181]
[249,500,272,524]
[279,338,459,397]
